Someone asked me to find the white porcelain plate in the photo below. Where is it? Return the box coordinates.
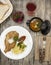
[0,0,13,24]
[0,26,33,60]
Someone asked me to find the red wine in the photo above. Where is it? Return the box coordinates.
[26,2,36,16]
[26,2,36,11]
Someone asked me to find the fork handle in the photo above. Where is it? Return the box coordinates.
[39,48,45,63]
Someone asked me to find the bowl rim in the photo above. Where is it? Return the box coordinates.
[28,17,43,32]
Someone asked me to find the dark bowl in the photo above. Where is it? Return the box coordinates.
[26,17,43,32]
[40,20,51,35]
[12,11,24,23]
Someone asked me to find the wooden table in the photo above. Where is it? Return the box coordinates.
[0,0,51,65]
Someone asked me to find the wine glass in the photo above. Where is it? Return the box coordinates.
[26,2,36,16]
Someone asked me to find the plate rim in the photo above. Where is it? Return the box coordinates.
[0,26,33,60]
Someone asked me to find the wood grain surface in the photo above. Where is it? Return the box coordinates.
[35,36,51,61]
[0,0,51,65]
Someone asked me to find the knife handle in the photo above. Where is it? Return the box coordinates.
[39,49,43,63]
[39,48,45,63]
[42,48,45,59]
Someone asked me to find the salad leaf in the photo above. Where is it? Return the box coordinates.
[17,42,26,49]
[13,36,18,42]
[20,44,26,49]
